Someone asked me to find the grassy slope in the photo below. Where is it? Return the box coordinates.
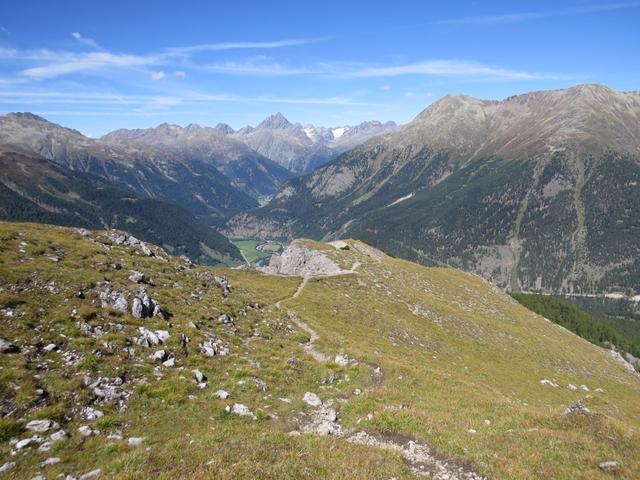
[510,293,640,359]
[0,223,638,479]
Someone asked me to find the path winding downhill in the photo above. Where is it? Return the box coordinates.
[273,259,486,480]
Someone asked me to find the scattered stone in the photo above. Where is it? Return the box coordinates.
[137,328,169,347]
[0,338,19,353]
[598,461,620,471]
[16,437,35,449]
[228,403,256,420]
[199,339,228,357]
[26,419,58,433]
[38,442,53,452]
[128,271,145,283]
[301,404,341,436]
[0,462,16,474]
[43,343,58,352]
[193,369,207,383]
[128,437,144,446]
[152,350,167,362]
[253,378,267,392]
[539,379,559,388]
[214,276,231,296]
[567,384,578,391]
[40,457,61,467]
[31,475,46,480]
[131,288,164,319]
[303,392,322,407]
[163,357,175,367]
[218,314,232,324]
[329,240,350,250]
[79,469,101,479]
[214,390,230,399]
[99,289,128,313]
[81,406,104,421]
[565,399,591,415]
[78,425,94,437]
[334,354,350,366]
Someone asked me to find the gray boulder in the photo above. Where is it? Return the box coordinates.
[128,271,145,283]
[26,419,58,433]
[99,289,128,313]
[0,338,19,353]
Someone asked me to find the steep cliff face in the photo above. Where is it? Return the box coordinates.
[232,85,640,294]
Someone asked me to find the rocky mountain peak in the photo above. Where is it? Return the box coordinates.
[257,112,292,130]
[6,112,49,123]
[214,123,235,135]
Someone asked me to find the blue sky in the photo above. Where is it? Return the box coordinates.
[0,0,639,135]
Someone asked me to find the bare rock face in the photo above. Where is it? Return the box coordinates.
[261,240,343,276]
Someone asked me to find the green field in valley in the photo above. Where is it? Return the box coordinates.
[232,239,284,265]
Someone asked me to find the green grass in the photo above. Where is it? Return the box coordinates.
[511,293,640,359]
[0,224,639,479]
[232,239,284,265]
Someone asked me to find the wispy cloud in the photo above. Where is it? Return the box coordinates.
[343,60,553,80]
[198,58,325,76]
[150,70,166,81]
[0,26,9,36]
[0,37,321,80]
[18,52,160,79]
[71,32,101,49]
[0,90,375,108]
[439,2,640,25]
[165,38,321,55]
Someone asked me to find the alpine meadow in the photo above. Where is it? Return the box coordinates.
[0,2,639,479]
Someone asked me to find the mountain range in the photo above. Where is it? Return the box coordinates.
[227,113,397,173]
[229,84,640,294]
[0,111,396,265]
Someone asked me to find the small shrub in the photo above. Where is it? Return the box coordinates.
[0,419,23,442]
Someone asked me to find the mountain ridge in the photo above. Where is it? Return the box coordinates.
[229,84,640,294]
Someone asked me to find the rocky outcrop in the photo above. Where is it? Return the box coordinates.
[261,240,344,276]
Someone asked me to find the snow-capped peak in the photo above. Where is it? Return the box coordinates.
[332,127,347,139]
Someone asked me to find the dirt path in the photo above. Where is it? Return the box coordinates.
[274,263,486,480]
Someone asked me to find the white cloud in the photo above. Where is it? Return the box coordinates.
[344,60,552,80]
[19,52,160,79]
[0,90,376,107]
[71,32,100,49]
[173,70,187,78]
[199,59,322,76]
[439,2,640,25]
[150,70,166,81]
[165,38,320,55]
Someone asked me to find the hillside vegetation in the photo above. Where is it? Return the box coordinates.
[511,293,640,361]
[0,223,639,479]
[0,151,242,266]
